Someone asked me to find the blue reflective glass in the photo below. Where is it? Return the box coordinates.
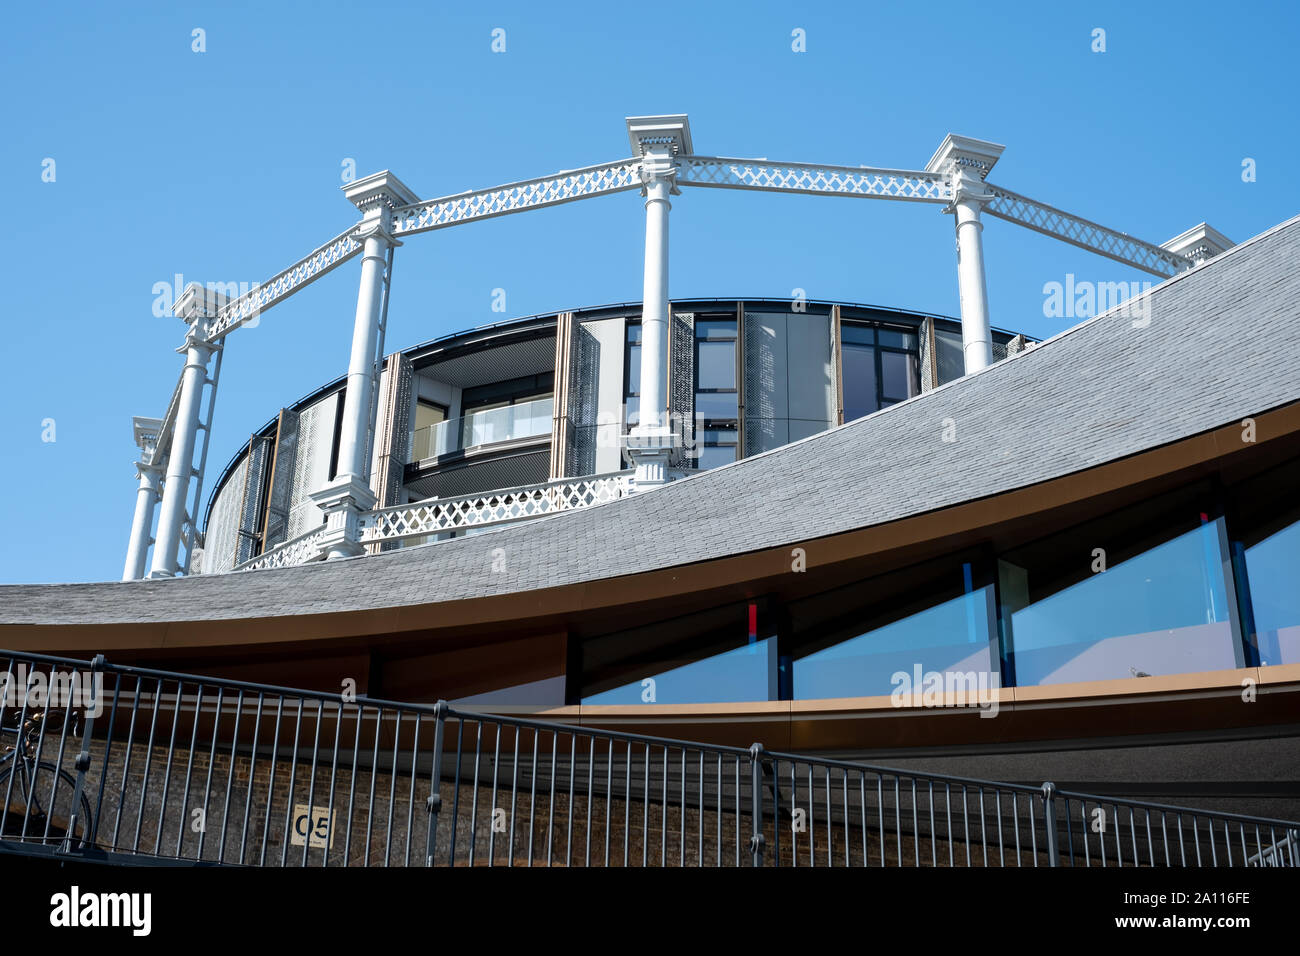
[1003,520,1236,686]
[1244,518,1300,666]
[582,637,776,705]
[794,586,996,699]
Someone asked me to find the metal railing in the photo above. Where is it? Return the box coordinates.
[0,649,1295,867]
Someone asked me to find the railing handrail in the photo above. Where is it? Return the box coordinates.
[365,469,632,524]
[4,647,1299,836]
[412,395,554,460]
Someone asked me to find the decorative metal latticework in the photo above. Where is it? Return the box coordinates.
[202,457,247,576]
[203,227,365,341]
[359,473,632,545]
[234,434,272,566]
[286,395,338,541]
[678,157,950,203]
[918,317,935,393]
[565,322,601,478]
[742,311,781,456]
[260,407,300,552]
[983,183,1190,278]
[389,159,643,237]
[668,312,695,468]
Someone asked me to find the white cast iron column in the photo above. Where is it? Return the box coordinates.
[124,466,162,580]
[149,315,219,577]
[624,115,692,491]
[310,170,419,560]
[925,135,1005,375]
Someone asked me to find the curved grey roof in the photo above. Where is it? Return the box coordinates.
[4,215,1298,626]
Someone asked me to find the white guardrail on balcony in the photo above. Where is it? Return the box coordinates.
[230,471,633,573]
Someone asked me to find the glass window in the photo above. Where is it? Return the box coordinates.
[841,320,919,421]
[695,391,738,420]
[792,562,997,700]
[697,340,736,389]
[697,445,737,470]
[695,319,736,341]
[1230,459,1300,667]
[880,350,918,402]
[583,637,776,705]
[624,321,641,430]
[842,339,878,422]
[1000,489,1238,686]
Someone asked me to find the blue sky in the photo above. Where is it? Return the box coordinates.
[1,0,1296,584]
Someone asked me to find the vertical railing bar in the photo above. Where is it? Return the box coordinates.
[488,721,501,868]
[172,683,205,859]
[151,679,186,856]
[585,734,593,868]
[342,702,364,868]
[383,709,401,867]
[679,748,685,867]
[363,704,383,868]
[624,740,632,868]
[528,729,540,868]
[42,684,77,847]
[449,718,466,866]
[238,691,264,866]
[280,697,304,868]
[197,686,223,863]
[89,670,124,850]
[17,664,56,845]
[469,720,483,868]
[323,699,342,870]
[604,736,613,868]
[565,733,575,868]
[130,677,162,854]
[548,732,558,868]
[912,778,920,867]
[508,724,520,867]
[1012,792,1021,866]
[258,694,284,867]
[404,712,421,868]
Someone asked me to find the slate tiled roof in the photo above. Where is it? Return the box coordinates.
[3,215,1298,626]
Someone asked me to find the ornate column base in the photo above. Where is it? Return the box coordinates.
[308,474,377,560]
[625,428,677,492]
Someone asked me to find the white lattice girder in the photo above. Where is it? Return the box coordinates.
[202,227,365,341]
[677,156,951,203]
[982,183,1191,278]
[360,473,632,543]
[388,159,644,237]
[145,374,185,468]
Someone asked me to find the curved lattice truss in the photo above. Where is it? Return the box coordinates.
[132,115,1227,579]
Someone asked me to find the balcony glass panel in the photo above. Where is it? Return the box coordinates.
[793,581,997,700]
[1002,516,1237,686]
[583,637,776,705]
[410,395,553,462]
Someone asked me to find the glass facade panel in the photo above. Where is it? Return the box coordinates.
[697,340,736,389]
[793,566,996,700]
[696,391,738,420]
[881,350,918,402]
[1244,520,1300,666]
[842,341,878,422]
[697,445,737,469]
[1002,512,1238,687]
[583,637,776,705]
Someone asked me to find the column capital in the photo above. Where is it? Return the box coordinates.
[1162,222,1234,266]
[926,133,1005,207]
[343,170,420,218]
[627,114,692,194]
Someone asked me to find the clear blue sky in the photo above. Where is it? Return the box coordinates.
[1,1,1296,584]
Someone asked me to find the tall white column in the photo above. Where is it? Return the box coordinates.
[311,170,418,560]
[637,175,672,431]
[149,324,216,577]
[924,134,1005,376]
[123,462,162,581]
[336,230,389,482]
[953,193,993,373]
[624,115,692,491]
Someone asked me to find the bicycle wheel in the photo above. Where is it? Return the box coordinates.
[0,760,94,850]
